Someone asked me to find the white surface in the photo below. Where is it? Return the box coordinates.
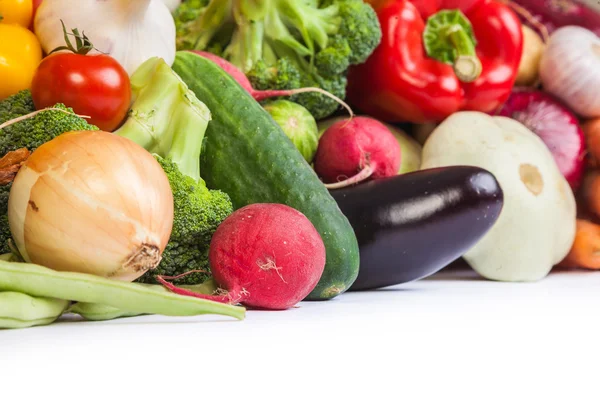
[2,268,600,399]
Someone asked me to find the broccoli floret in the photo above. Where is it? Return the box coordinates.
[136,157,232,284]
[0,184,11,255]
[322,0,382,64]
[0,90,99,155]
[173,0,381,120]
[0,90,35,122]
[115,57,233,285]
[0,90,98,254]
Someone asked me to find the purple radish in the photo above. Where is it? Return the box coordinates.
[314,116,401,189]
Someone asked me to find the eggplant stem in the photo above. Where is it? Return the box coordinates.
[324,164,376,190]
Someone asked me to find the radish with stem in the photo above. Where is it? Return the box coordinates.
[314,116,402,189]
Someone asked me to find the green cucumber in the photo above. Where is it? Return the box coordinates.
[172,51,359,300]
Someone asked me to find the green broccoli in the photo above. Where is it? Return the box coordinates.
[0,184,11,255]
[173,0,382,120]
[0,90,99,254]
[0,90,99,156]
[114,57,233,285]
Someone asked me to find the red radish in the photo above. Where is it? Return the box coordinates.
[190,51,353,117]
[157,203,326,311]
[497,88,585,190]
[314,116,401,189]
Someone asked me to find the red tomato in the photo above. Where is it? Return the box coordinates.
[31,52,131,132]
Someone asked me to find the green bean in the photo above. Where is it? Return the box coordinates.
[70,279,219,321]
[0,260,245,320]
[0,292,69,329]
[69,303,145,321]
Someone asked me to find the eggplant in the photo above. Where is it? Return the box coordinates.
[330,166,504,291]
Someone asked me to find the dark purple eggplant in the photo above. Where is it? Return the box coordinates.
[330,166,504,291]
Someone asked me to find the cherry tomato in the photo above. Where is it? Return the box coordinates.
[31,52,131,131]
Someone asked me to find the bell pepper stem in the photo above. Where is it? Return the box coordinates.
[423,10,482,83]
[447,27,482,83]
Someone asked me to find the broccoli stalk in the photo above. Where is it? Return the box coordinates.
[115,58,210,182]
[173,0,382,120]
[114,57,233,285]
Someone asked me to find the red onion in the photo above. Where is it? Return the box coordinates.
[509,0,600,37]
[497,88,585,190]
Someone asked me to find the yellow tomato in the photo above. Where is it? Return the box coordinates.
[0,23,42,100]
[0,0,33,28]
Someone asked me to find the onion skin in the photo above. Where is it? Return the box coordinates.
[8,131,174,281]
[539,26,600,118]
[497,88,585,190]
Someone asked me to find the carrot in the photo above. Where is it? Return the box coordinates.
[582,118,600,168]
[561,219,600,270]
[581,171,600,217]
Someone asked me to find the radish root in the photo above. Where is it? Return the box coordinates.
[156,269,245,305]
[324,164,376,189]
[258,256,287,284]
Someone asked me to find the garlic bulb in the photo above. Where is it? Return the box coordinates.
[34,0,176,76]
[8,130,174,281]
[539,26,600,118]
[162,0,182,12]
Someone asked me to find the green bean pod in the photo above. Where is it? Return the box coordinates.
[69,303,145,321]
[69,279,219,321]
[0,292,69,329]
[0,260,245,320]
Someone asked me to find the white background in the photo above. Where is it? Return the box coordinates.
[1,267,600,400]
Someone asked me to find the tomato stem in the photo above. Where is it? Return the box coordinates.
[48,20,98,56]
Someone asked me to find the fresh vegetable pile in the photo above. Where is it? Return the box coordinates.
[0,0,597,329]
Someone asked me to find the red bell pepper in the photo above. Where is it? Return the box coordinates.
[347,0,523,123]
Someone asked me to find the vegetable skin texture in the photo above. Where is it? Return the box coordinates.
[330,166,503,290]
[172,51,360,300]
[183,203,326,310]
[561,219,600,270]
[314,116,401,187]
[421,111,576,282]
[114,57,233,285]
[173,0,381,120]
[0,259,245,320]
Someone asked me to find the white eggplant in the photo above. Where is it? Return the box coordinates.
[421,111,577,282]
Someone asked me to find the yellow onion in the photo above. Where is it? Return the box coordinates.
[8,130,174,281]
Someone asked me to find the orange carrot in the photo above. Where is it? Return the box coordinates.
[582,119,600,168]
[581,171,600,218]
[561,219,600,270]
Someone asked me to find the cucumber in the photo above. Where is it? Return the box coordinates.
[172,51,359,300]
